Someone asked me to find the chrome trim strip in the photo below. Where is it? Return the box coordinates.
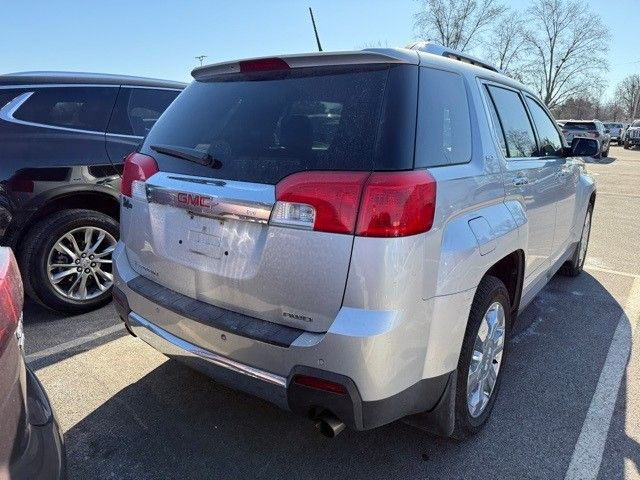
[146,183,273,224]
[106,132,144,140]
[128,312,287,388]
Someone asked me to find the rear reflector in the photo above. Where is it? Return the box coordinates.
[272,170,437,237]
[239,58,290,73]
[121,152,159,198]
[293,375,348,395]
[0,248,23,356]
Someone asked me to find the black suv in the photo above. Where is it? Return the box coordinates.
[0,72,185,313]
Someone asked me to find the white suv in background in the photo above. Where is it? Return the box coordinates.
[112,43,598,439]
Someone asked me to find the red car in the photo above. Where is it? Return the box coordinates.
[0,247,65,479]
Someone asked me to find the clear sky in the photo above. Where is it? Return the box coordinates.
[1,0,638,98]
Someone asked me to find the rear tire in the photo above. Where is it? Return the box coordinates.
[451,275,511,439]
[19,209,119,314]
[559,203,593,277]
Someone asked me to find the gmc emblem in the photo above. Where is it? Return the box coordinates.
[177,193,212,208]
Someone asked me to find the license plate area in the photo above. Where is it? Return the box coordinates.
[188,228,222,259]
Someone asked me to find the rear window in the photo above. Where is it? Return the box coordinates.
[14,87,118,132]
[563,122,596,130]
[142,65,415,184]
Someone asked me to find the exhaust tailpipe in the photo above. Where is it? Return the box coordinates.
[314,412,345,438]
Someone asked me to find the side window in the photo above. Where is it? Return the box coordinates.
[485,92,508,158]
[486,85,537,158]
[13,87,117,132]
[108,88,180,137]
[525,96,563,157]
[415,68,472,167]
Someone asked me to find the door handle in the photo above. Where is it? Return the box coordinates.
[513,177,529,186]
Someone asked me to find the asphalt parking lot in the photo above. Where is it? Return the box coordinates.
[24,145,640,480]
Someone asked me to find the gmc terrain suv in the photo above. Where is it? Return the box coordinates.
[0,72,185,313]
[113,43,597,439]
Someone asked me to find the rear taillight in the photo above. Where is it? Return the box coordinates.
[0,248,23,356]
[121,152,159,198]
[272,171,369,234]
[356,171,436,237]
[272,170,437,237]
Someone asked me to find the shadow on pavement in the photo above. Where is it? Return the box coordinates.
[63,273,634,480]
[583,155,616,164]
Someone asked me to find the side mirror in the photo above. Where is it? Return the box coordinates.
[571,137,599,157]
[605,129,610,134]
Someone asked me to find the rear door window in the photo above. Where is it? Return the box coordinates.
[13,87,118,132]
[486,85,537,158]
[563,122,596,131]
[525,96,564,157]
[107,87,180,137]
[142,65,392,184]
[415,68,472,167]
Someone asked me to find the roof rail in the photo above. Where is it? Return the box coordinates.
[406,41,502,73]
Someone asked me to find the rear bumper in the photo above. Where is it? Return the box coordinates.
[126,310,453,431]
[113,242,462,431]
[10,365,66,480]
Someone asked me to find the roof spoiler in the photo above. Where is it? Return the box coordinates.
[406,41,502,73]
[191,50,419,80]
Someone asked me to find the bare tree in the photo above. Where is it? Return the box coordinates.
[614,74,640,120]
[520,0,610,109]
[482,10,527,74]
[414,0,506,52]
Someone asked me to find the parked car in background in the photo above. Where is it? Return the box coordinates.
[624,120,640,149]
[603,122,625,145]
[0,72,185,313]
[0,247,65,478]
[561,120,610,158]
[113,44,597,439]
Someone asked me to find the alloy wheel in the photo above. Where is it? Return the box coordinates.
[467,301,506,418]
[578,209,592,267]
[46,226,116,301]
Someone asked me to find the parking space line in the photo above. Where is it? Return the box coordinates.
[565,276,640,480]
[26,323,124,363]
[585,265,640,279]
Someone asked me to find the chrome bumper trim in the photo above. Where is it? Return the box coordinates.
[128,312,287,388]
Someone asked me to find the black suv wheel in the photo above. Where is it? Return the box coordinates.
[20,209,118,314]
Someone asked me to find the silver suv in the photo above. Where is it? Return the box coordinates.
[113,43,597,439]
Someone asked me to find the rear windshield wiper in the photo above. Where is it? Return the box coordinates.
[150,144,222,168]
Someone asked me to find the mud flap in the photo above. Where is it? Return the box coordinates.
[401,371,456,437]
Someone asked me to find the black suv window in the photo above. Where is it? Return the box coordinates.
[486,85,537,158]
[415,67,472,167]
[142,65,395,185]
[525,96,563,157]
[14,87,117,132]
[108,88,180,137]
[0,89,22,109]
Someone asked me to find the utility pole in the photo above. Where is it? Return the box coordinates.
[308,7,322,52]
[195,55,208,66]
